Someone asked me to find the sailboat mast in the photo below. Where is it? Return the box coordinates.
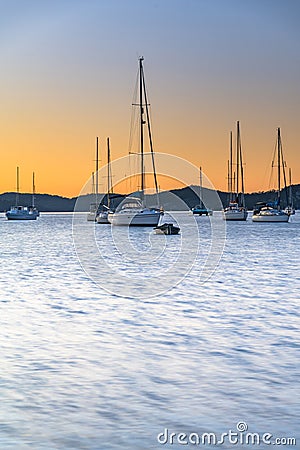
[236,121,240,201]
[239,124,245,207]
[141,60,159,202]
[95,136,99,206]
[107,137,111,209]
[289,168,293,207]
[229,131,233,202]
[277,128,281,209]
[233,171,236,196]
[32,172,35,208]
[139,57,145,200]
[199,166,203,208]
[16,166,20,206]
[91,171,95,195]
[227,159,230,202]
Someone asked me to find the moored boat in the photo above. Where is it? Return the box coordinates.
[223,122,248,221]
[6,205,39,220]
[6,168,39,221]
[252,203,289,222]
[96,137,114,224]
[87,137,100,222]
[154,222,180,235]
[252,128,290,223]
[108,57,163,227]
[108,197,161,226]
[191,166,213,216]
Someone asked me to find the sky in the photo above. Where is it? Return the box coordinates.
[0,0,299,197]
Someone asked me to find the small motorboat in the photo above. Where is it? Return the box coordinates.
[154,223,180,235]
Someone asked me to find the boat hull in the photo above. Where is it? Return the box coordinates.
[252,213,289,222]
[192,209,213,216]
[6,213,38,220]
[223,209,248,221]
[108,211,161,226]
[154,223,180,235]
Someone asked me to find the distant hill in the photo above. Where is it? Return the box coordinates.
[165,184,300,211]
[0,193,125,213]
[0,193,76,212]
[1,184,299,212]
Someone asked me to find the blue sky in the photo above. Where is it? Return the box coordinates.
[0,0,299,195]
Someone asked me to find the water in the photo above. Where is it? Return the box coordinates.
[0,212,299,449]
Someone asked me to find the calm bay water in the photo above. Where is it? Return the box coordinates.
[0,212,299,449]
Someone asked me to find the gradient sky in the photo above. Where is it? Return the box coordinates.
[1,0,299,197]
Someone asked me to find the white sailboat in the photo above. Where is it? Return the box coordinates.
[223,122,248,221]
[252,128,289,223]
[108,57,163,227]
[191,166,213,216]
[6,168,40,220]
[97,137,114,224]
[87,137,99,221]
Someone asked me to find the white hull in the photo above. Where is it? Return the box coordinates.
[252,212,289,222]
[108,210,161,226]
[223,208,248,221]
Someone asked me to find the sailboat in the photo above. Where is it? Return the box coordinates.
[223,122,248,221]
[87,137,100,221]
[192,166,213,216]
[284,168,295,215]
[108,57,163,227]
[253,128,290,222]
[6,168,40,220]
[97,137,114,224]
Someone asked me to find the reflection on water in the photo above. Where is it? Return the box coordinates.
[0,212,299,449]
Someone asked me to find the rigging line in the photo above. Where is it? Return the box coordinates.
[239,133,245,206]
[279,131,289,206]
[128,69,139,154]
[236,121,240,197]
[267,139,277,191]
[141,62,159,199]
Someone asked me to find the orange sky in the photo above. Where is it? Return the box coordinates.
[0,1,299,198]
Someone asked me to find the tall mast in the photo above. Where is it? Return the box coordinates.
[289,168,293,207]
[277,128,281,209]
[239,123,245,207]
[227,159,230,203]
[141,59,159,202]
[279,130,288,207]
[233,171,236,196]
[236,121,240,201]
[91,171,95,195]
[199,166,203,208]
[16,166,20,206]
[107,137,111,208]
[139,57,145,200]
[229,131,233,202]
[95,136,99,206]
[32,172,35,208]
